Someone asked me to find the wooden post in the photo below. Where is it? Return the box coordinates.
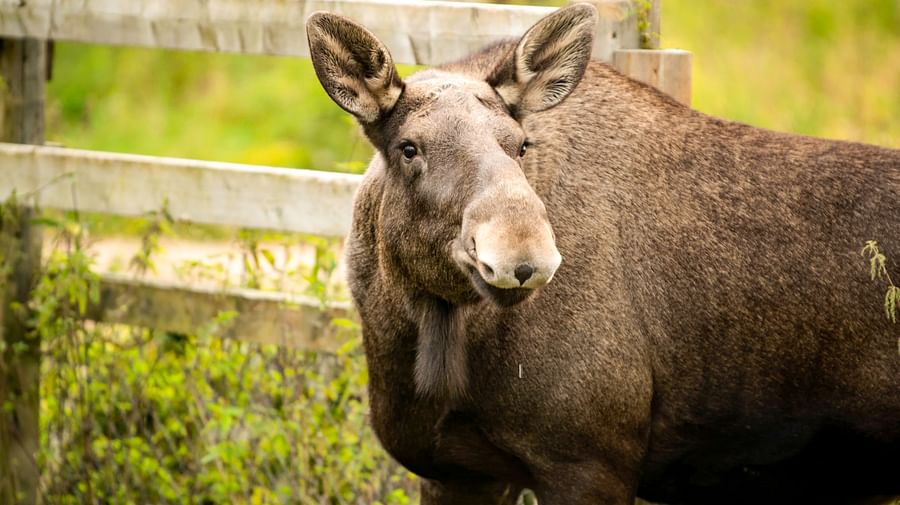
[571,0,641,62]
[612,49,692,106]
[0,37,46,505]
[573,1,691,107]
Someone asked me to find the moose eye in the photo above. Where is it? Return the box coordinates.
[401,143,418,160]
[518,140,531,158]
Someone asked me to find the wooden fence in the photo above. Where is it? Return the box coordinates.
[0,0,690,502]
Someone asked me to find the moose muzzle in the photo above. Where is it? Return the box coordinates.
[453,165,562,301]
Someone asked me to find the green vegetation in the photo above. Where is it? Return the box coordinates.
[635,0,657,49]
[861,240,899,325]
[663,0,900,148]
[47,45,372,171]
[1,197,416,504]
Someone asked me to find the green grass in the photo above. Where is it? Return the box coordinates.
[663,0,900,148]
[47,45,372,171]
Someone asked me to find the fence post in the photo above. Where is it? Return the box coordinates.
[0,37,47,505]
[590,0,692,106]
[571,1,690,106]
[612,49,692,105]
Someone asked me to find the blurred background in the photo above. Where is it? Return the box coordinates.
[12,0,900,503]
[47,0,900,171]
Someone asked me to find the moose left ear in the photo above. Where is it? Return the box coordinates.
[306,12,404,123]
[489,3,598,115]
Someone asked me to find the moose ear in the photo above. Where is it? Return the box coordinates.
[306,12,404,123]
[489,4,598,115]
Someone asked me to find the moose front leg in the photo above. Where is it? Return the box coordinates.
[420,479,522,505]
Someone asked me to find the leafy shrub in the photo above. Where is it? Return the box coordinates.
[39,319,416,504]
[1,198,417,504]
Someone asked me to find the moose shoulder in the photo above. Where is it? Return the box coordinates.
[306,5,900,504]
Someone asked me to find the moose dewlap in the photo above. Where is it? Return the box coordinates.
[307,4,900,504]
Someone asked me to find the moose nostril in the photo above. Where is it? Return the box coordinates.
[514,264,535,285]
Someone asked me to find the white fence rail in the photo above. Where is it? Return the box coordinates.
[0,142,361,350]
[0,0,646,64]
[0,143,360,237]
[93,273,354,351]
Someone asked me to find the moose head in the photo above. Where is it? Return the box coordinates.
[307,5,598,307]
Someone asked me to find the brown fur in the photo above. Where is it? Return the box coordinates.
[310,6,900,505]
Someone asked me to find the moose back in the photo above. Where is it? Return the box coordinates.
[306,5,900,504]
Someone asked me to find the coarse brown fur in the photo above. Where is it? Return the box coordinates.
[309,6,900,505]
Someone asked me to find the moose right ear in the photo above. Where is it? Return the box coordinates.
[306,12,404,123]
[488,4,597,116]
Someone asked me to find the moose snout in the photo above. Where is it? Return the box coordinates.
[466,217,562,291]
[453,161,562,299]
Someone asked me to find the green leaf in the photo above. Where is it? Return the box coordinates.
[331,318,360,330]
[30,216,64,228]
[334,338,359,356]
[260,248,276,268]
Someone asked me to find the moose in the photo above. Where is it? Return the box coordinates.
[306,4,900,504]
